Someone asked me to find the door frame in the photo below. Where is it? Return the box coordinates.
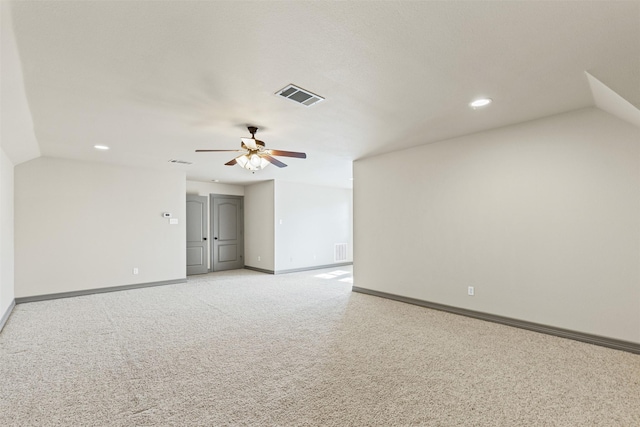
[209,194,244,272]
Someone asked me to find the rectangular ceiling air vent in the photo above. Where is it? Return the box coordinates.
[168,159,193,165]
[276,84,324,107]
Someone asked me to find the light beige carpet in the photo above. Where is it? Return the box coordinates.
[1,267,639,426]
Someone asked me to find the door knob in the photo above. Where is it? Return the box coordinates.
[214,237,218,240]
[203,237,207,241]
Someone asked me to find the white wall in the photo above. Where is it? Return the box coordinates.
[15,157,186,297]
[0,148,15,321]
[1,1,39,324]
[354,108,640,343]
[244,180,275,271]
[186,180,244,197]
[275,181,353,272]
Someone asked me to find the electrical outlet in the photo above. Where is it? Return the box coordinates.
[133,268,139,275]
[468,286,474,296]
[257,256,261,262]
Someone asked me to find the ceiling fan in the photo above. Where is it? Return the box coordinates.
[196,126,307,171]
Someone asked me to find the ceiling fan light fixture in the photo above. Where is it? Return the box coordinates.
[250,153,262,167]
[236,155,249,169]
[236,153,269,171]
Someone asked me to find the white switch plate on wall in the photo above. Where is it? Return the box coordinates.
[169,218,178,225]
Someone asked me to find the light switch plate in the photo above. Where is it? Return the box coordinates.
[169,218,178,225]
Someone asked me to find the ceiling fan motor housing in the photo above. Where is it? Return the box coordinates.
[241,140,265,150]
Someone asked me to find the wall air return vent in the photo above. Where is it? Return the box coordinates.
[168,159,193,165]
[276,84,324,107]
[334,243,348,262]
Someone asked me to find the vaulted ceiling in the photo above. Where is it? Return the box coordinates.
[5,1,640,188]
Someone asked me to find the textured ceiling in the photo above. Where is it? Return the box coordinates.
[7,1,640,188]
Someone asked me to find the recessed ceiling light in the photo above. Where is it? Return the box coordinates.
[94,145,110,150]
[470,98,492,108]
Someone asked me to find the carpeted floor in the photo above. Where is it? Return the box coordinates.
[1,267,639,426]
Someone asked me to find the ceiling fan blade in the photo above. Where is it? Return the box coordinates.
[241,137,258,150]
[225,158,238,166]
[262,155,288,168]
[268,149,307,159]
[196,149,243,152]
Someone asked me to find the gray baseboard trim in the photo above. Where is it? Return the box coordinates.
[352,286,640,355]
[245,262,353,275]
[0,299,16,333]
[15,278,187,304]
[244,266,275,274]
[275,262,353,275]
